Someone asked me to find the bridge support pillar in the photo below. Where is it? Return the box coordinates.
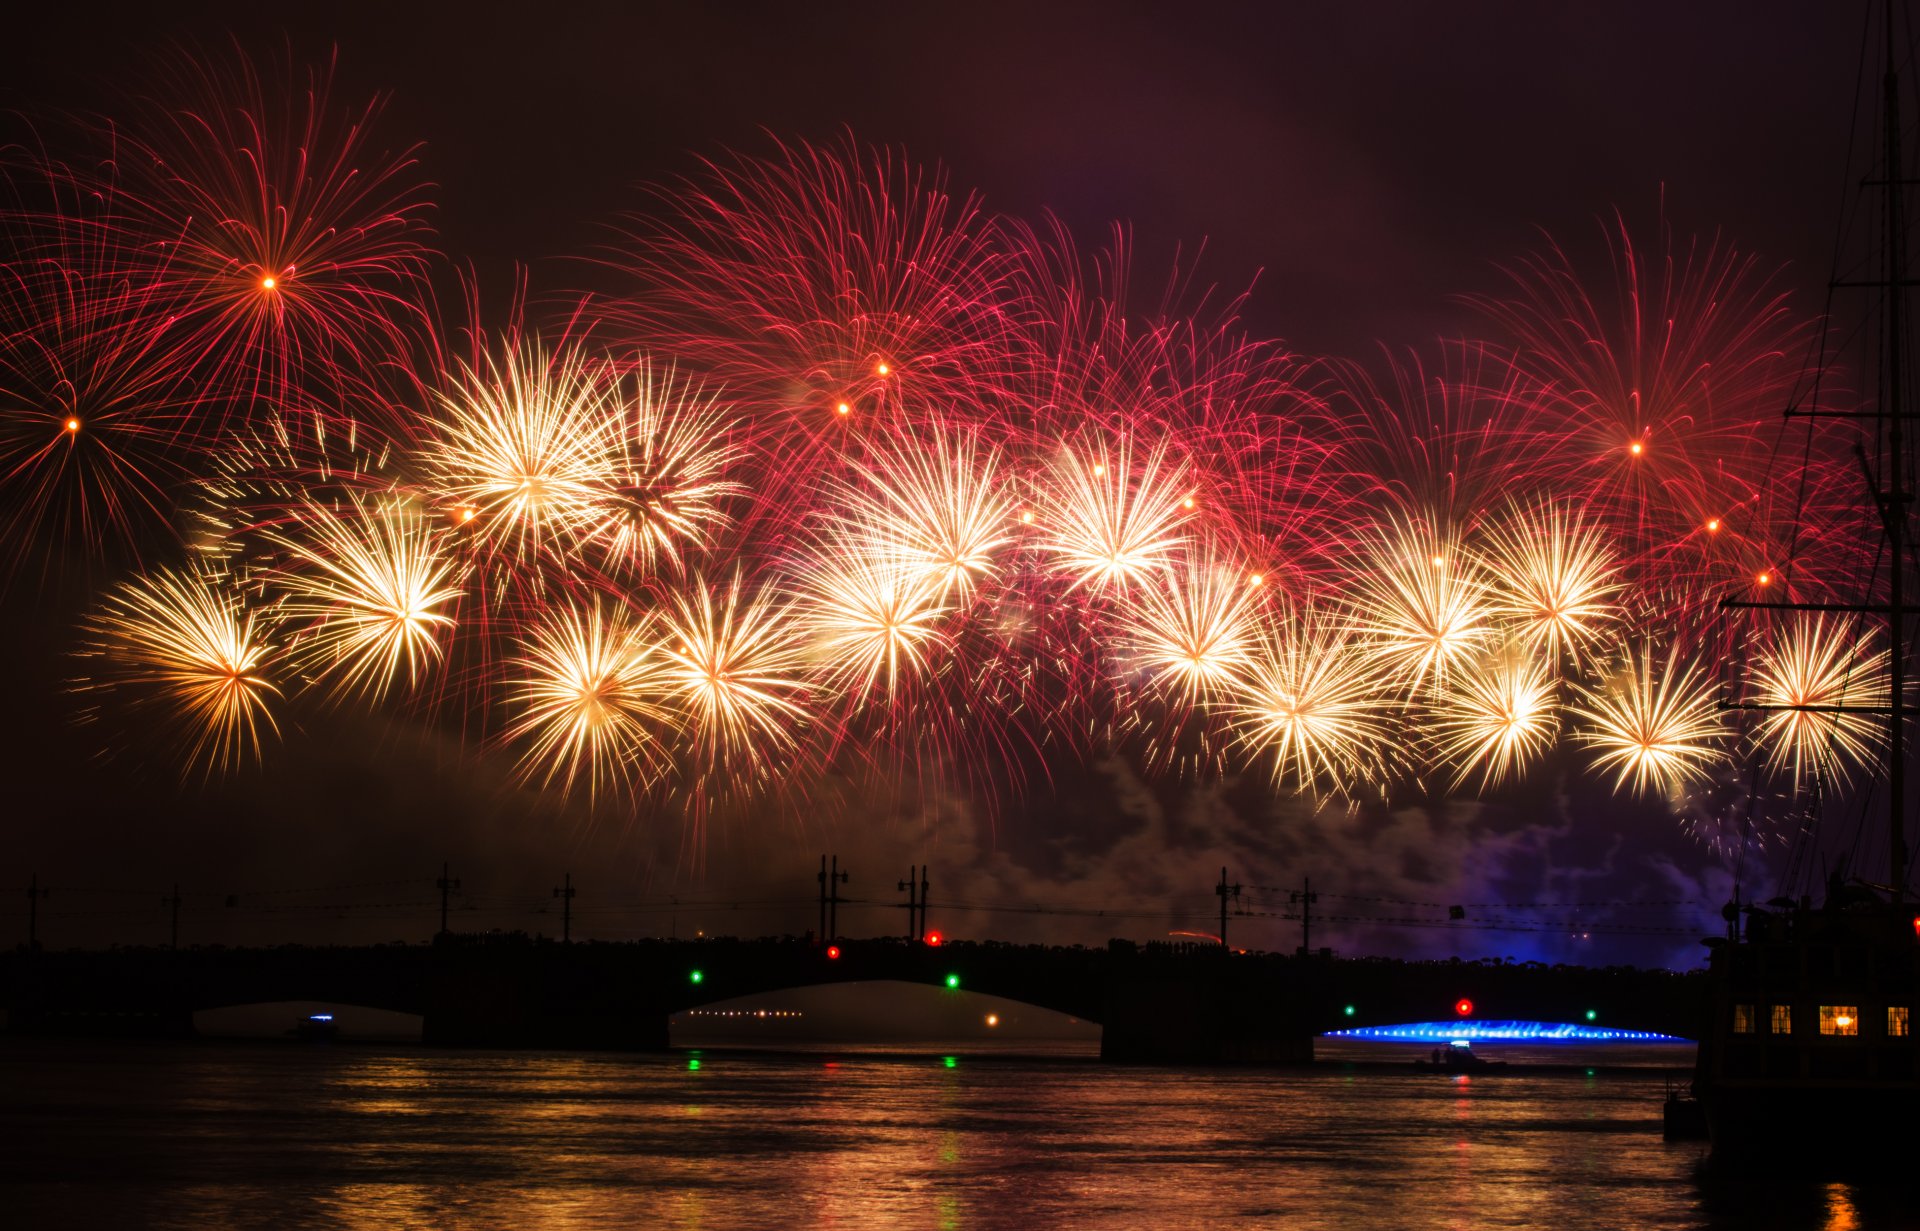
[421,953,672,1050]
[1100,969,1313,1064]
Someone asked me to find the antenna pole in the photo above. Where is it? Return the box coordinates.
[1215,867,1240,949]
[553,873,575,943]
[436,862,460,939]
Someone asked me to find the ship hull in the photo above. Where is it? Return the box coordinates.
[1699,1080,1920,1165]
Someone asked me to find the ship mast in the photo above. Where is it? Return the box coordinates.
[1723,0,1912,902]
[1879,0,1908,903]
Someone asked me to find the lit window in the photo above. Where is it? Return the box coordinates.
[1890,1007,1911,1038]
[1732,1004,1756,1034]
[1819,1005,1859,1037]
[1769,1004,1792,1034]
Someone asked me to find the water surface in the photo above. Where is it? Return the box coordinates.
[4,1038,1909,1229]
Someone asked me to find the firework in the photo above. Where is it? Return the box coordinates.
[659,574,810,764]
[1572,643,1729,796]
[1035,434,1195,592]
[263,496,464,701]
[602,135,1024,493]
[1352,513,1496,694]
[1480,501,1624,668]
[78,564,281,775]
[111,44,437,414]
[1751,615,1888,786]
[506,603,675,800]
[838,425,1014,602]
[1467,211,1810,533]
[1115,554,1263,703]
[1436,653,1558,787]
[1225,599,1393,797]
[22,80,1866,843]
[424,338,623,559]
[0,151,203,576]
[581,358,746,572]
[799,528,952,699]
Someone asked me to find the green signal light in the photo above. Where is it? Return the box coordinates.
[688,1058,701,1071]
[689,970,704,984]
[1343,1005,1356,1017]
[943,1056,957,1069]
[945,973,960,990]
[1585,1009,1597,1022]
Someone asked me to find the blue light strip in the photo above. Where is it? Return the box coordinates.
[1324,1019,1687,1042]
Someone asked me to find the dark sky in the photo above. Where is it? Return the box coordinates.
[0,1,1862,357]
[0,2,1871,963]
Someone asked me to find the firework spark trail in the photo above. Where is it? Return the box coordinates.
[1572,641,1730,797]
[0,151,206,577]
[506,602,676,801]
[1480,501,1625,669]
[1466,212,1809,532]
[582,358,746,572]
[1436,652,1559,788]
[263,495,464,702]
[659,573,811,770]
[1751,615,1888,787]
[837,423,1015,603]
[424,338,625,561]
[1034,434,1195,592]
[799,526,952,700]
[1114,553,1263,705]
[78,563,281,776]
[1225,598,1393,798]
[110,43,439,418]
[1352,512,1497,695]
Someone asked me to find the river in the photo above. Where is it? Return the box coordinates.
[3,1037,1910,1229]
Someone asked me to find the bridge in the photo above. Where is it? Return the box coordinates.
[0,935,1704,1062]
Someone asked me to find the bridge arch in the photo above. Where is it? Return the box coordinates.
[194,999,424,1042]
[669,978,1101,1048]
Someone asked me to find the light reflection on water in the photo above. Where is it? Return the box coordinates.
[2,1038,1913,1229]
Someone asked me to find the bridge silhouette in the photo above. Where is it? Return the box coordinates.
[2,935,1704,1062]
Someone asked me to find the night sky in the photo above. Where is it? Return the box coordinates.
[0,2,1871,963]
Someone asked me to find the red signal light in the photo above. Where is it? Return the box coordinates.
[1455,998,1474,1017]
[826,945,841,960]
[925,931,943,947]
[1911,916,1919,940]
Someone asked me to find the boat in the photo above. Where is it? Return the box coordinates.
[1413,1040,1507,1072]
[290,1012,340,1041]
[1689,0,1920,1164]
